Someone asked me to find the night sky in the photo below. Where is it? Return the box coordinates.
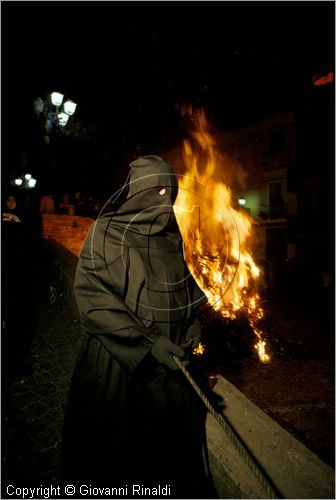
[2,1,334,194]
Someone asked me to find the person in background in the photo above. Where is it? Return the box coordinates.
[3,193,22,223]
[58,192,71,214]
[22,193,43,258]
[92,199,102,219]
[2,192,36,383]
[39,192,55,214]
[72,191,85,215]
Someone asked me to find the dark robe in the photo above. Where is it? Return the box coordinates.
[60,156,214,498]
[2,214,35,384]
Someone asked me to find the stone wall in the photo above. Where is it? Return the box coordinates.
[42,214,94,257]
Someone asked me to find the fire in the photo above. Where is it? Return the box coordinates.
[174,108,270,364]
[193,343,206,356]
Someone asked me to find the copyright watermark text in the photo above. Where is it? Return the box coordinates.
[5,483,172,498]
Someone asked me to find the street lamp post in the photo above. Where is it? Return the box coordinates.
[33,91,77,144]
[13,172,37,189]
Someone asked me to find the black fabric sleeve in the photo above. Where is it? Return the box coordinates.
[74,223,156,373]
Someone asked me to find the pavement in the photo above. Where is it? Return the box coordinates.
[2,259,85,493]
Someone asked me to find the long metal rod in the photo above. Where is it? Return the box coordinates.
[173,355,282,499]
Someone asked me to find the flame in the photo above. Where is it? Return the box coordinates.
[174,108,270,364]
[193,342,206,356]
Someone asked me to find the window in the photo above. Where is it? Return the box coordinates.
[270,128,286,155]
[269,181,286,218]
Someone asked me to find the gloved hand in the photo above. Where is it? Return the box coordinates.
[151,336,185,370]
[185,316,202,349]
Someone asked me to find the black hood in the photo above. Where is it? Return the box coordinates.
[102,155,179,237]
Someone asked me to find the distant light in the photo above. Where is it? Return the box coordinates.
[312,72,334,86]
[63,100,77,116]
[25,173,32,180]
[57,112,69,127]
[51,91,64,107]
[15,178,23,186]
[28,178,37,188]
[238,197,246,206]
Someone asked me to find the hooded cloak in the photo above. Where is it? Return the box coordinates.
[74,155,204,370]
[61,156,211,497]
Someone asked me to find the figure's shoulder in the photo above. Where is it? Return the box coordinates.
[85,219,129,245]
[79,220,129,262]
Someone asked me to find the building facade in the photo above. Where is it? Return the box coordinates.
[217,112,297,291]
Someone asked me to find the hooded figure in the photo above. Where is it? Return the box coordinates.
[60,156,214,498]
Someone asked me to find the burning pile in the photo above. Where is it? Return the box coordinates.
[173,108,270,363]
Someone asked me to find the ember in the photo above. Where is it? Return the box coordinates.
[193,342,206,356]
[174,107,270,364]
